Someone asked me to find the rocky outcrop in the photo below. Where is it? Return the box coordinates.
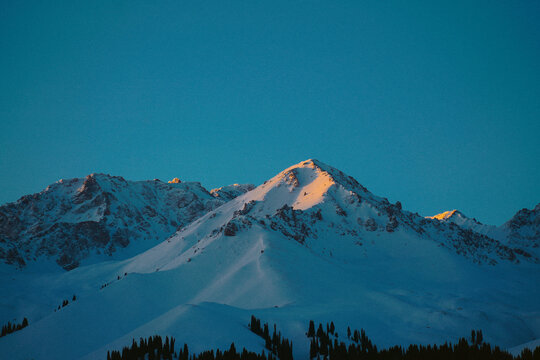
[0,174,250,270]
[210,184,255,201]
[503,203,540,248]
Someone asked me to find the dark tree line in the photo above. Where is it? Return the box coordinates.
[249,315,293,360]
[107,335,177,360]
[190,342,271,360]
[106,334,273,360]
[0,317,28,337]
[105,317,540,360]
[307,320,540,360]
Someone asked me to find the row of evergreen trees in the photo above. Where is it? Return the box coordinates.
[107,335,177,360]
[307,320,539,360]
[105,317,540,360]
[248,315,293,360]
[106,334,275,360]
[190,342,272,360]
[0,317,28,337]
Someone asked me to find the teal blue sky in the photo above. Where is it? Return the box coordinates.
[1,1,539,225]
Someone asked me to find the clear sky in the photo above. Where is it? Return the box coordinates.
[1,1,539,225]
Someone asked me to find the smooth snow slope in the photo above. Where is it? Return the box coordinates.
[0,159,539,359]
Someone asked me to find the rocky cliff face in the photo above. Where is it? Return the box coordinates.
[0,174,253,270]
[210,184,256,201]
[502,203,540,248]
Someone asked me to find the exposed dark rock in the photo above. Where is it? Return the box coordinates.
[386,215,398,232]
[335,205,347,217]
[365,218,377,232]
[311,209,323,221]
[73,175,101,204]
[224,221,238,236]
[234,201,257,217]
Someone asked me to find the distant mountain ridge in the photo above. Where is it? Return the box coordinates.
[1,161,538,271]
[0,174,253,270]
[428,204,540,255]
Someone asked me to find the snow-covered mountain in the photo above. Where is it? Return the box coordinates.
[0,159,539,359]
[428,204,540,257]
[128,159,535,270]
[426,210,503,241]
[0,174,253,270]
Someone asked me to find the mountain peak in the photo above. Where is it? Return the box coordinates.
[503,203,540,244]
[427,210,461,221]
[276,159,365,192]
[279,159,326,176]
[426,209,486,230]
[295,158,323,168]
[231,159,378,220]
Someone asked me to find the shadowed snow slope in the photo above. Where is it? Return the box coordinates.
[0,159,539,359]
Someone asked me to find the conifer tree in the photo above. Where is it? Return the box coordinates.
[310,339,318,359]
[308,320,315,338]
[317,324,324,338]
[476,330,483,346]
[183,343,189,360]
